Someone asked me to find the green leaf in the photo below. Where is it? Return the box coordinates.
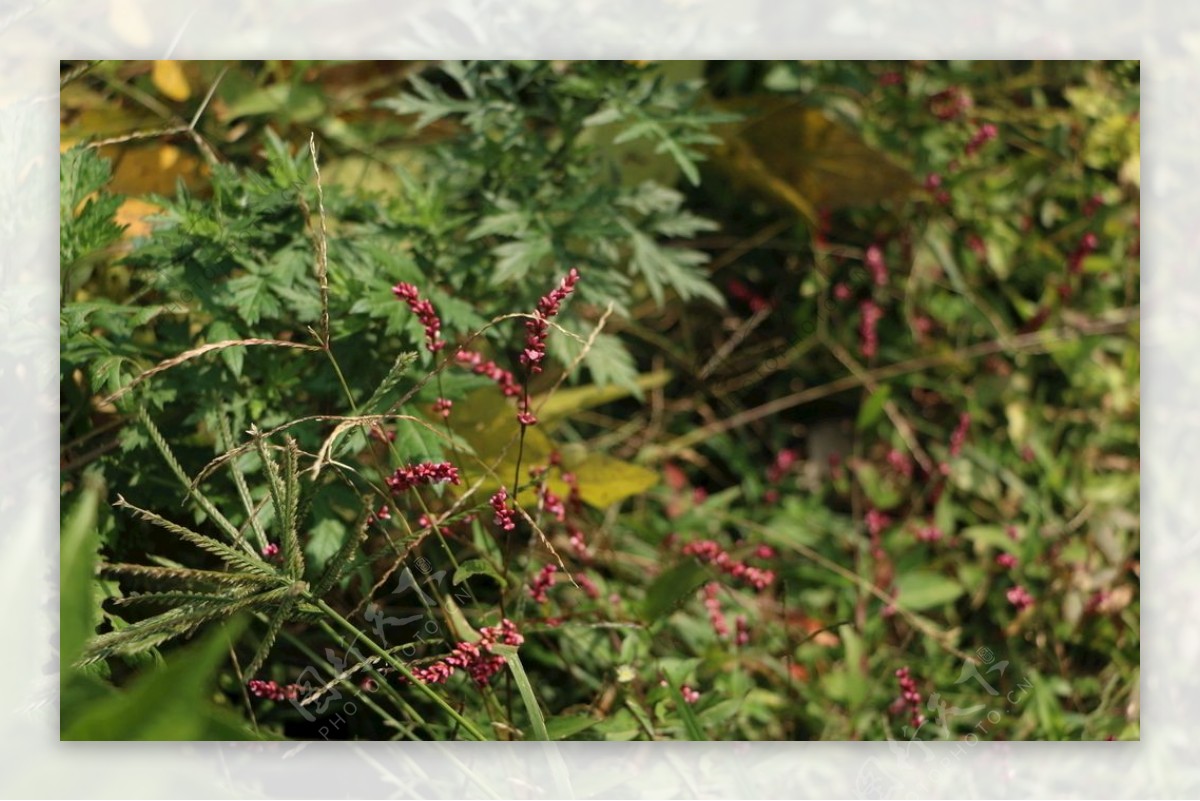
[667,678,706,740]
[304,518,346,576]
[961,525,1020,556]
[546,714,601,740]
[856,385,891,431]
[207,320,244,377]
[894,570,964,612]
[61,474,104,672]
[493,644,549,741]
[639,560,710,623]
[228,272,283,326]
[452,558,508,589]
[63,617,259,740]
[851,461,903,510]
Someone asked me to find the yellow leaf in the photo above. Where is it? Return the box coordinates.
[448,387,658,509]
[563,452,659,509]
[109,144,206,197]
[531,369,673,424]
[115,198,163,240]
[151,60,192,102]
[708,97,916,224]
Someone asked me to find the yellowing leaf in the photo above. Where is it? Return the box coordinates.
[448,387,658,509]
[152,60,192,102]
[532,369,672,424]
[709,98,915,224]
[109,144,207,196]
[114,197,163,240]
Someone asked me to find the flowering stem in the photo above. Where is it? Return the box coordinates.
[281,620,420,738]
[315,598,490,741]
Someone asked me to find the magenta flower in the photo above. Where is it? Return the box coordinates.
[248,679,300,701]
[703,581,728,638]
[893,667,925,729]
[865,244,888,287]
[859,300,883,359]
[392,282,446,353]
[529,564,558,603]
[408,619,524,686]
[455,349,520,397]
[520,268,580,375]
[490,487,517,531]
[1007,585,1034,611]
[965,122,998,156]
[682,539,775,592]
[386,461,461,493]
[949,412,971,457]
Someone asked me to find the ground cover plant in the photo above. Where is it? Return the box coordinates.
[60,59,1139,741]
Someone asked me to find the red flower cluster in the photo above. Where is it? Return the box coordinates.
[703,582,728,638]
[930,86,972,120]
[489,487,517,531]
[366,504,391,526]
[893,667,926,729]
[681,685,701,704]
[248,679,301,701]
[455,349,520,397]
[392,282,445,353]
[1007,585,1034,611]
[575,572,601,600]
[915,525,944,543]
[409,619,524,686]
[432,398,453,419]
[735,615,750,646]
[859,300,883,359]
[949,412,971,457]
[529,563,558,603]
[726,278,771,312]
[261,542,280,559]
[886,448,914,478]
[1068,231,1099,275]
[995,553,1018,569]
[521,268,580,375]
[386,461,461,493]
[540,485,566,522]
[866,508,892,538]
[766,448,798,484]
[865,244,888,287]
[965,123,998,156]
[681,539,776,591]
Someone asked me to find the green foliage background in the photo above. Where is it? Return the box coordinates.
[60,59,1138,741]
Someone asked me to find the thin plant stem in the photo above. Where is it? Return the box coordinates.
[315,599,489,740]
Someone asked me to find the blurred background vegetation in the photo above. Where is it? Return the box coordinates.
[60,60,1139,741]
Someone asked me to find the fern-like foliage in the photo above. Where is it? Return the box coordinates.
[78,410,364,675]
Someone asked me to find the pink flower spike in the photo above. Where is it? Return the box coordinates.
[490,487,517,531]
[521,269,581,375]
[1007,585,1034,611]
[392,283,446,353]
[529,564,558,603]
[386,461,461,493]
